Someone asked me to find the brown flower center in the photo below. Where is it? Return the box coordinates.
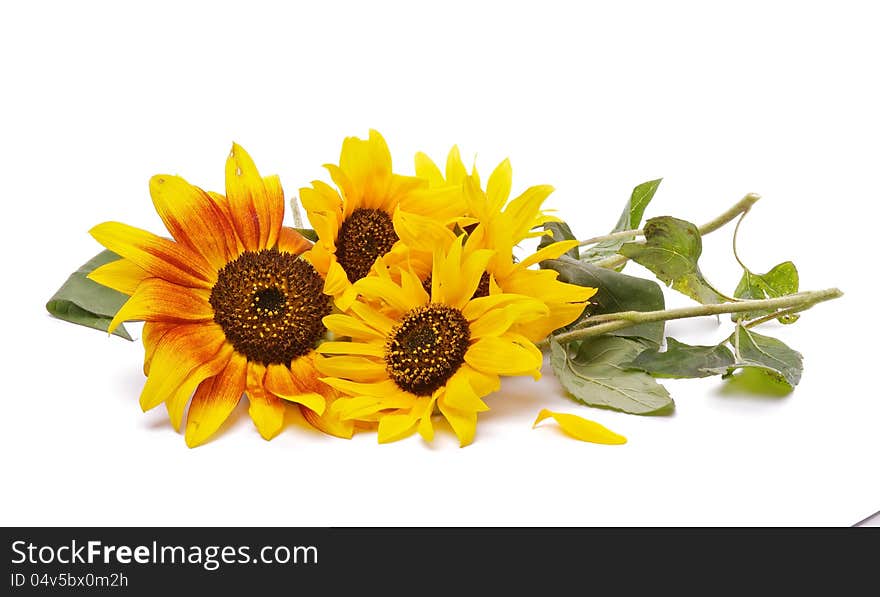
[210,249,331,365]
[335,208,399,283]
[385,304,471,396]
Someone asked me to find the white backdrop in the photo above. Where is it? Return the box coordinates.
[2,1,878,526]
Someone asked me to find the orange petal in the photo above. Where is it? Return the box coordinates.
[165,343,234,432]
[207,191,245,255]
[185,352,247,447]
[225,143,281,251]
[108,278,213,333]
[262,174,285,248]
[276,226,312,255]
[149,174,238,269]
[142,321,175,376]
[264,363,326,415]
[300,404,355,439]
[90,221,214,288]
[139,322,228,411]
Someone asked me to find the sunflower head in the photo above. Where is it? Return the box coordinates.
[315,235,548,446]
[88,144,339,447]
[299,130,465,310]
[411,149,597,342]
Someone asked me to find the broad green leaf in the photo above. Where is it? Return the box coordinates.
[580,178,662,268]
[620,216,727,304]
[733,261,800,323]
[626,337,736,378]
[543,258,665,346]
[550,337,674,415]
[711,326,803,390]
[293,227,319,242]
[537,221,580,259]
[45,250,133,340]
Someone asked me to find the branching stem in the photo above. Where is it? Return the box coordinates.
[587,193,762,269]
[541,287,842,348]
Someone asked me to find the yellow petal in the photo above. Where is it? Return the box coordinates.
[323,260,351,297]
[486,158,512,211]
[445,146,468,185]
[316,341,386,357]
[532,409,627,445]
[504,184,555,242]
[392,207,457,250]
[314,355,388,382]
[88,258,148,296]
[377,413,419,444]
[417,397,437,442]
[437,399,478,447]
[349,301,398,336]
[323,313,385,340]
[320,377,401,399]
[414,151,444,187]
[246,361,286,440]
[442,370,490,412]
[353,277,418,314]
[518,240,583,268]
[465,335,542,378]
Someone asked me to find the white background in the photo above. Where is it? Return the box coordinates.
[1,1,878,526]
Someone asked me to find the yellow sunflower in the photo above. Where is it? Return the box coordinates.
[299,130,465,310]
[410,148,597,341]
[88,144,336,447]
[314,236,548,447]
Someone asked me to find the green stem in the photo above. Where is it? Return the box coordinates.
[591,193,762,270]
[542,287,842,347]
[743,305,804,328]
[578,228,643,247]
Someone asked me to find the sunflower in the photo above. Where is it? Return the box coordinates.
[314,236,548,446]
[299,130,465,310]
[411,148,597,341]
[88,144,336,447]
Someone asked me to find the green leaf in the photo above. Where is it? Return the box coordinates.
[537,221,580,259]
[626,337,736,378]
[620,216,727,304]
[733,261,800,323]
[579,178,662,268]
[45,250,133,340]
[294,228,318,242]
[714,326,803,390]
[550,337,674,415]
[543,258,666,346]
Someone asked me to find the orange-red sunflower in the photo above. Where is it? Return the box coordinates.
[88,144,336,447]
[299,130,465,310]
